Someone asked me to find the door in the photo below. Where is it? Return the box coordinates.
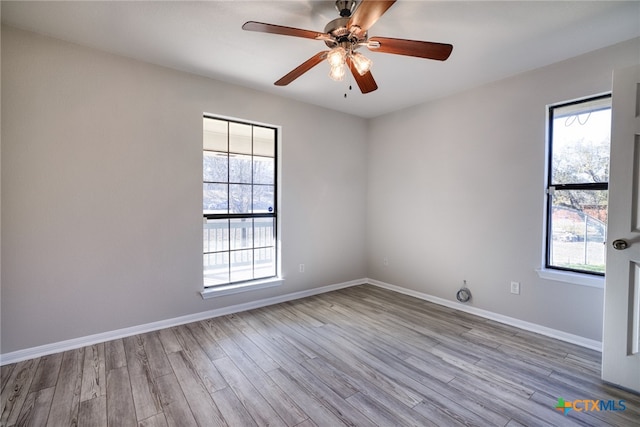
[602,64,640,393]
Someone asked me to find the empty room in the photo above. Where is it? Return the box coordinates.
[1,1,640,426]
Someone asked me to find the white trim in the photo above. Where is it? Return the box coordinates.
[0,278,364,366]
[366,278,602,351]
[535,268,605,289]
[200,277,284,298]
[1,277,602,365]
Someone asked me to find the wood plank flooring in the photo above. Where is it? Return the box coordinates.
[2,284,639,426]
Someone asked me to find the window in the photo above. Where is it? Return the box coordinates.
[203,116,278,289]
[545,95,611,275]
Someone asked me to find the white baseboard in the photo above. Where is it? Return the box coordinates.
[1,277,601,365]
[0,278,364,366]
[366,278,602,352]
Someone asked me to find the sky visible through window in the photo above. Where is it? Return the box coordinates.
[553,109,611,180]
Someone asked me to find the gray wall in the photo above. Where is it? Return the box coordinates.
[1,26,367,354]
[366,38,640,342]
[2,24,639,354]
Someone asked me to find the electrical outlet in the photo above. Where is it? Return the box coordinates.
[510,281,520,295]
[299,264,305,273]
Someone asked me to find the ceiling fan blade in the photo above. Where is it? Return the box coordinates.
[347,57,378,94]
[275,51,329,86]
[242,21,324,40]
[368,37,453,61]
[348,0,396,32]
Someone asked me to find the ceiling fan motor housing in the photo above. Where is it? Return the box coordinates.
[323,17,367,49]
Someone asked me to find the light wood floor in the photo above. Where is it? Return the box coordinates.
[2,284,639,426]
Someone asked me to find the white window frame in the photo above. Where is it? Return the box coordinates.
[201,114,282,299]
[537,94,611,289]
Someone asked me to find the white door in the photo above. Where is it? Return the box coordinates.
[602,64,640,393]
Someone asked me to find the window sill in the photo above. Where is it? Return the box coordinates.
[200,277,283,299]
[535,268,604,289]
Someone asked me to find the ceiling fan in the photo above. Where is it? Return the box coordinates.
[242,0,453,94]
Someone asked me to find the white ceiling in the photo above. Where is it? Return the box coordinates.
[2,1,639,118]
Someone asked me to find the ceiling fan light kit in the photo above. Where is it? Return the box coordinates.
[242,0,453,94]
[326,46,371,81]
[327,47,347,67]
[329,62,347,81]
[350,52,373,76]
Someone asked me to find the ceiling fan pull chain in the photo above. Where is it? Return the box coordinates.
[344,71,353,98]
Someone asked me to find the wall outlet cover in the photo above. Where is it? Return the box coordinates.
[510,281,520,295]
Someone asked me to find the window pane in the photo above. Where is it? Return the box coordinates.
[229,154,252,184]
[254,127,275,157]
[254,217,274,247]
[230,218,253,250]
[204,219,229,253]
[254,156,274,185]
[229,122,252,154]
[229,184,252,214]
[549,189,607,274]
[230,249,253,282]
[203,117,228,151]
[203,183,228,214]
[204,253,229,286]
[254,247,276,279]
[203,151,227,183]
[551,105,611,185]
[253,185,274,213]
